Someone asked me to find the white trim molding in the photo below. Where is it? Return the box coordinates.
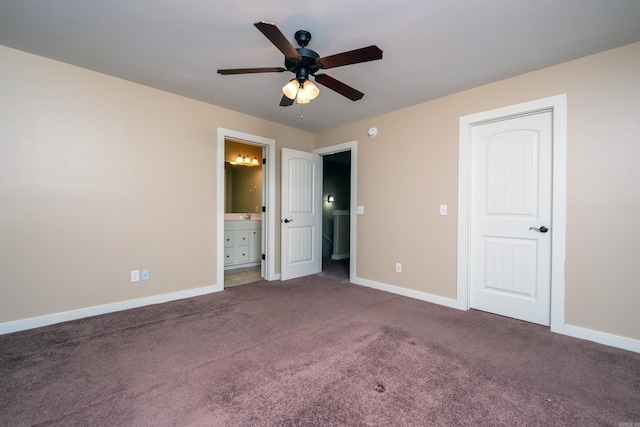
[562,324,640,353]
[0,284,222,335]
[353,277,460,310]
[458,94,567,328]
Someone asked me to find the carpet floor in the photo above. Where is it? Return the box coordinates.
[1,259,639,426]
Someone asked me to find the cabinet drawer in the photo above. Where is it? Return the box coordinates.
[235,220,261,231]
[224,247,234,265]
[234,246,249,263]
[235,230,249,246]
[224,231,234,248]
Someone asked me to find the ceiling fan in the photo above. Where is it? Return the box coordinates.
[217,21,383,106]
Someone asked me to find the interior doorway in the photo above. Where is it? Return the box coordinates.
[457,95,567,332]
[322,151,351,260]
[314,141,357,283]
[223,139,264,288]
[216,128,276,289]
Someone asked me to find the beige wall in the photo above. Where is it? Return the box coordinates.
[0,46,313,323]
[316,42,640,341]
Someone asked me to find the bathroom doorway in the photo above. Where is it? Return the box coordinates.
[217,128,276,290]
[224,138,264,288]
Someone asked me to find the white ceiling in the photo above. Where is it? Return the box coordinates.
[1,1,639,132]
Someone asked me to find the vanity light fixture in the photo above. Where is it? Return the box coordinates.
[231,154,261,167]
[327,195,334,203]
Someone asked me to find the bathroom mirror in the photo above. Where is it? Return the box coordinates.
[224,162,262,213]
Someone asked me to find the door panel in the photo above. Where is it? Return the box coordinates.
[484,237,536,297]
[470,111,552,325]
[281,148,322,280]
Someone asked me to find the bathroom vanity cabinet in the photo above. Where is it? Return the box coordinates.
[224,220,261,268]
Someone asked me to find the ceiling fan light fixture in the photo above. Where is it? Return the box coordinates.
[302,80,320,100]
[282,79,299,100]
[296,89,311,104]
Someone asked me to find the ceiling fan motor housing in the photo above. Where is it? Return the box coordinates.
[286,48,320,83]
[285,30,320,84]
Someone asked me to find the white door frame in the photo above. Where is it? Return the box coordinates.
[217,128,276,287]
[457,95,567,332]
[314,140,357,283]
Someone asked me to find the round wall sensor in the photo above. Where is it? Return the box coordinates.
[367,127,377,137]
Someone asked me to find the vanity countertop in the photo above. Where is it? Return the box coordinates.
[224,213,262,221]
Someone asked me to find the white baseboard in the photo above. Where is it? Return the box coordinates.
[352,276,461,310]
[0,284,223,335]
[4,276,639,354]
[352,276,639,353]
[553,323,640,353]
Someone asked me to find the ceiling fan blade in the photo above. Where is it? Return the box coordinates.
[254,21,302,61]
[314,74,364,101]
[217,67,286,75]
[279,95,295,107]
[316,45,382,69]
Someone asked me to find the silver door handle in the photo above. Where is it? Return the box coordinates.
[529,225,549,233]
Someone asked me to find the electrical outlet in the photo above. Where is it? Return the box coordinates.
[131,270,140,282]
[356,205,365,214]
[395,262,402,273]
[141,269,149,281]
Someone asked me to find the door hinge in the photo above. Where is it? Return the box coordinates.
[262,206,266,213]
[262,158,266,165]
[261,254,266,260]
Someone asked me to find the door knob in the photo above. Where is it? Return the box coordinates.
[283,218,293,223]
[529,225,549,233]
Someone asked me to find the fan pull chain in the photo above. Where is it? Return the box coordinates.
[300,103,304,119]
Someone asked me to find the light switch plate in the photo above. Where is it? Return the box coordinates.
[440,204,448,216]
[356,205,364,214]
[141,269,149,281]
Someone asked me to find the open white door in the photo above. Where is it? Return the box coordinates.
[281,148,322,280]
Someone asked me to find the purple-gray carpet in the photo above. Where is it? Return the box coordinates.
[1,260,639,426]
